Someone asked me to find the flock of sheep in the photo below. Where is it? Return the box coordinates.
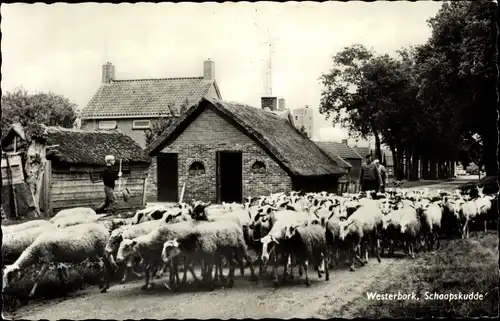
[2,185,497,300]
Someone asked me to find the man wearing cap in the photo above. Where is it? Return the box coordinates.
[373,159,388,193]
[96,155,129,214]
[359,154,382,192]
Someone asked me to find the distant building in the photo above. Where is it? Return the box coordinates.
[315,139,363,180]
[291,105,314,138]
[278,98,286,111]
[80,59,222,148]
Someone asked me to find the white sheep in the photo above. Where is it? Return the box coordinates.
[116,221,199,290]
[2,223,58,265]
[460,199,479,239]
[161,220,257,291]
[49,207,97,223]
[2,219,53,235]
[51,213,109,228]
[283,222,330,286]
[398,206,421,258]
[2,222,115,297]
[417,201,443,251]
[105,219,166,283]
[337,200,383,271]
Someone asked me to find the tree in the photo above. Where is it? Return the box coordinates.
[1,87,78,136]
[144,99,191,146]
[418,0,498,176]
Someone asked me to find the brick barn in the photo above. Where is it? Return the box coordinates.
[145,97,346,203]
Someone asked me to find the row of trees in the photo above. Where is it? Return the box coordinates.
[319,0,497,180]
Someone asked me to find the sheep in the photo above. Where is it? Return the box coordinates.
[132,207,170,225]
[380,207,407,257]
[417,201,443,251]
[2,219,53,235]
[324,216,346,268]
[161,220,257,290]
[337,200,383,271]
[459,199,478,239]
[283,222,330,286]
[51,212,109,229]
[115,221,199,291]
[2,224,58,265]
[473,187,495,231]
[399,206,422,258]
[2,223,115,298]
[441,197,464,237]
[49,207,97,223]
[105,219,167,283]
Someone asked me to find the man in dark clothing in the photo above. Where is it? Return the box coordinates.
[359,154,382,192]
[96,155,129,214]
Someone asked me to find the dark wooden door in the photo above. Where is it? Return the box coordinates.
[216,151,243,203]
[156,153,178,202]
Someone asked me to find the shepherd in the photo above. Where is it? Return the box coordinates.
[373,159,388,193]
[359,154,382,193]
[96,155,130,214]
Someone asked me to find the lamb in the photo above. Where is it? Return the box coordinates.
[116,220,199,290]
[49,207,97,223]
[337,200,383,271]
[105,219,166,283]
[2,223,58,265]
[2,223,115,298]
[283,222,330,286]
[2,219,53,235]
[161,220,257,291]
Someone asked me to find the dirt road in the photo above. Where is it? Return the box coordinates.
[7,179,471,320]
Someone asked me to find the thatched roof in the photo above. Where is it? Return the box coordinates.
[146,97,345,177]
[35,126,150,166]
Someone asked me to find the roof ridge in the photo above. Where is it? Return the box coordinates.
[112,76,205,82]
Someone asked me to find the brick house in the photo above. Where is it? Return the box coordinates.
[315,140,362,180]
[80,60,222,148]
[144,97,346,203]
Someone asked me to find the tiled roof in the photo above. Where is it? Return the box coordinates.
[146,97,346,177]
[81,77,218,119]
[315,141,362,160]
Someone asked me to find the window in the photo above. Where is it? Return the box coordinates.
[98,120,117,130]
[295,116,298,120]
[251,161,266,173]
[188,161,206,175]
[132,120,151,129]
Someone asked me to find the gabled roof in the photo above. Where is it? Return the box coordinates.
[315,141,362,161]
[15,125,150,166]
[81,77,221,119]
[146,97,346,177]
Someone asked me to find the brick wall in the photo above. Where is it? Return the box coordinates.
[147,108,292,202]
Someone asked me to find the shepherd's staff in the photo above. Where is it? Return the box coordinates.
[179,182,186,203]
[118,159,123,191]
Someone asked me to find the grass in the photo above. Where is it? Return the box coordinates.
[338,231,499,318]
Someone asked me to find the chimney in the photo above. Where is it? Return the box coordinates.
[342,139,348,145]
[102,62,115,84]
[203,59,215,80]
[261,96,278,111]
[278,98,286,111]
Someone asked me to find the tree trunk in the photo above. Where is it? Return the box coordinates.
[429,160,437,180]
[373,131,382,162]
[422,157,429,180]
[389,144,398,180]
[410,150,419,181]
[482,131,497,177]
[395,144,404,180]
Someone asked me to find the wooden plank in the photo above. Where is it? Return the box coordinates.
[141,177,147,207]
[41,161,51,216]
[51,182,145,193]
[50,173,147,182]
[51,177,146,187]
[52,196,142,211]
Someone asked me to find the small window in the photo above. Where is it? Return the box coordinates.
[98,120,117,130]
[295,116,298,120]
[251,161,266,173]
[188,161,205,175]
[132,120,151,129]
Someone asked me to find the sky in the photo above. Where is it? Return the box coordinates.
[1,1,443,147]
